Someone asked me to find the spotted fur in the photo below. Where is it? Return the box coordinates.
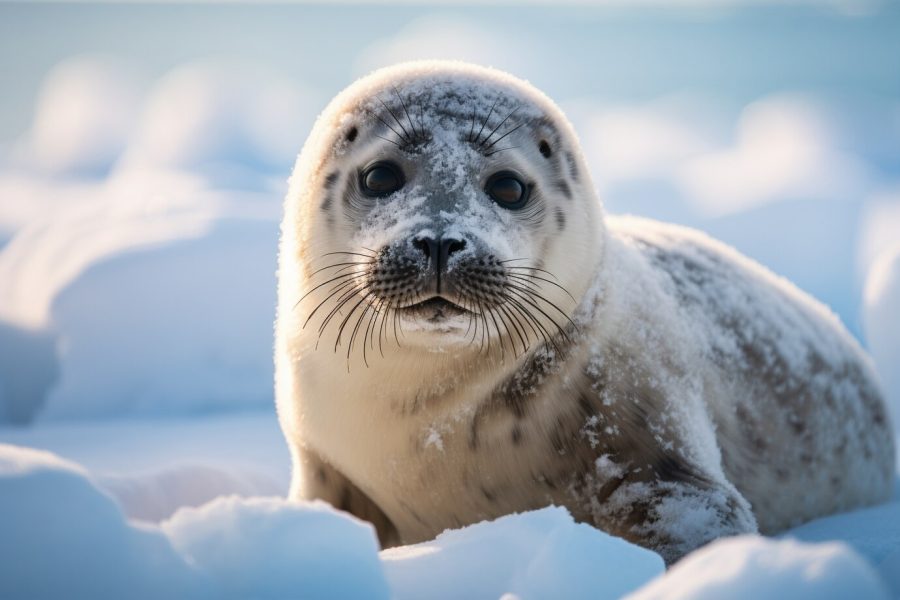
[276,62,894,566]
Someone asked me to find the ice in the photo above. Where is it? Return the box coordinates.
[624,535,890,600]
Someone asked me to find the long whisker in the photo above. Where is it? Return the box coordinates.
[297,271,366,307]
[369,106,409,145]
[303,278,362,328]
[506,272,577,303]
[505,283,577,330]
[485,146,519,157]
[480,107,520,150]
[483,121,525,152]
[474,98,499,146]
[308,260,372,278]
[393,86,421,141]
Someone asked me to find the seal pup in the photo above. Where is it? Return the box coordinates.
[275,61,894,564]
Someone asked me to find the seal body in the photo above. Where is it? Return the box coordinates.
[275,61,894,564]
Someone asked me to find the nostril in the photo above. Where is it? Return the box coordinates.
[445,239,466,257]
[412,237,435,262]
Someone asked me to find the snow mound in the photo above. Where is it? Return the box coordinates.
[0,443,391,599]
[381,505,664,600]
[11,55,143,178]
[0,171,280,422]
[99,463,283,522]
[123,60,317,178]
[164,496,390,600]
[43,214,279,420]
[786,496,900,597]
[863,243,900,427]
[625,535,889,600]
[0,444,205,599]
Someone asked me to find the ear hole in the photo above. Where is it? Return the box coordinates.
[346,126,358,142]
[538,140,552,158]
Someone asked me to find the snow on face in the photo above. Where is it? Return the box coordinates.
[341,81,548,263]
[290,64,595,353]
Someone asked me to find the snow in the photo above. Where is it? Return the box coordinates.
[383,506,663,600]
[624,535,890,600]
[3,434,899,599]
[0,444,205,600]
[163,497,391,600]
[0,443,390,600]
[7,56,143,178]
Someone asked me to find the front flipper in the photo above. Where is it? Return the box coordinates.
[592,474,757,564]
[291,447,401,548]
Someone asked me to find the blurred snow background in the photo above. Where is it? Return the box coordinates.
[0,1,898,598]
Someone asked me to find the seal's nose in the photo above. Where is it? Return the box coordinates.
[412,237,467,273]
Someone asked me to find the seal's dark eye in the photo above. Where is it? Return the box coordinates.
[486,172,528,209]
[361,162,404,196]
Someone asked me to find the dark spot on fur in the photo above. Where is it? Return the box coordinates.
[320,194,333,212]
[789,420,806,435]
[565,151,579,180]
[485,338,571,419]
[554,180,571,199]
[539,140,552,158]
[480,485,497,503]
[653,452,704,485]
[346,126,358,142]
[511,425,522,445]
[555,208,566,231]
[324,171,340,189]
[316,467,328,485]
[338,485,353,513]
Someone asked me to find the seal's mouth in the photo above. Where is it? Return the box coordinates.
[400,296,470,320]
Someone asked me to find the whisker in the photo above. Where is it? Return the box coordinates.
[303,279,361,328]
[374,134,401,148]
[369,106,410,145]
[317,285,364,336]
[323,250,377,259]
[485,146,519,157]
[393,87,421,142]
[480,107,520,150]
[506,272,577,303]
[297,271,366,307]
[483,121,525,152]
[473,98,499,146]
[308,260,371,278]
